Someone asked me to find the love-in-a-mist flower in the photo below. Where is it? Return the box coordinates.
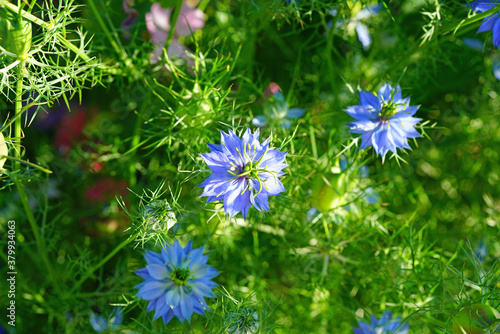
[90,307,123,332]
[252,91,305,129]
[328,4,382,50]
[145,2,205,62]
[467,1,500,48]
[345,83,421,161]
[353,311,409,334]
[199,128,287,219]
[227,308,260,334]
[135,240,218,324]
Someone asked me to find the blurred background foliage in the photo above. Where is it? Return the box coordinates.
[0,0,499,333]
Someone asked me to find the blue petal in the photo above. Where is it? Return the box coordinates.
[280,119,292,129]
[492,16,500,47]
[200,151,231,173]
[345,105,375,120]
[257,149,288,172]
[207,143,223,152]
[263,177,286,196]
[478,15,499,33]
[221,130,245,166]
[469,0,497,12]
[358,90,379,110]
[161,311,174,324]
[90,313,108,332]
[355,22,371,49]
[223,178,249,218]
[494,60,500,80]
[179,289,194,322]
[144,250,164,266]
[273,91,284,101]
[463,37,484,51]
[147,264,169,280]
[137,280,167,300]
[153,295,170,320]
[135,267,150,280]
[252,115,268,127]
[378,83,394,103]
[199,173,232,197]
[355,3,382,20]
[286,107,305,119]
[360,130,375,150]
[165,286,181,307]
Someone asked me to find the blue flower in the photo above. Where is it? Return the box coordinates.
[199,128,287,219]
[328,4,382,50]
[476,239,488,262]
[252,92,305,129]
[467,1,500,48]
[493,59,500,80]
[345,83,422,161]
[90,307,123,332]
[353,311,409,334]
[135,240,218,324]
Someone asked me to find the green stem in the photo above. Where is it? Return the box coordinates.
[129,113,142,187]
[14,177,62,295]
[165,0,183,53]
[85,0,127,60]
[68,236,135,295]
[14,60,24,166]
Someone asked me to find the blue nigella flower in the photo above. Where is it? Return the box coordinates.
[199,128,287,219]
[252,92,305,129]
[345,83,422,161]
[135,239,218,324]
[90,307,123,332]
[467,1,500,48]
[353,311,409,334]
[328,4,382,50]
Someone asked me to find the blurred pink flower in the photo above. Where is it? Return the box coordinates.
[145,2,205,62]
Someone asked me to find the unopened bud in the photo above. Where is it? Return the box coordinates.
[0,9,32,57]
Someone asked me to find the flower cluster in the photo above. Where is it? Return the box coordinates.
[199,128,287,219]
[353,311,409,334]
[135,239,218,324]
[345,83,421,161]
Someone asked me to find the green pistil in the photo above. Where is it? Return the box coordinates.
[378,101,398,121]
[171,267,191,285]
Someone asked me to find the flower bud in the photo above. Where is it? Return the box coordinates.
[0,10,32,58]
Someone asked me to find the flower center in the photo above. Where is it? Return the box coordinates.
[378,101,398,121]
[171,267,191,285]
[243,164,260,179]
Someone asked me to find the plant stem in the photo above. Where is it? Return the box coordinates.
[165,0,183,52]
[14,177,62,295]
[85,0,127,60]
[14,60,25,166]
